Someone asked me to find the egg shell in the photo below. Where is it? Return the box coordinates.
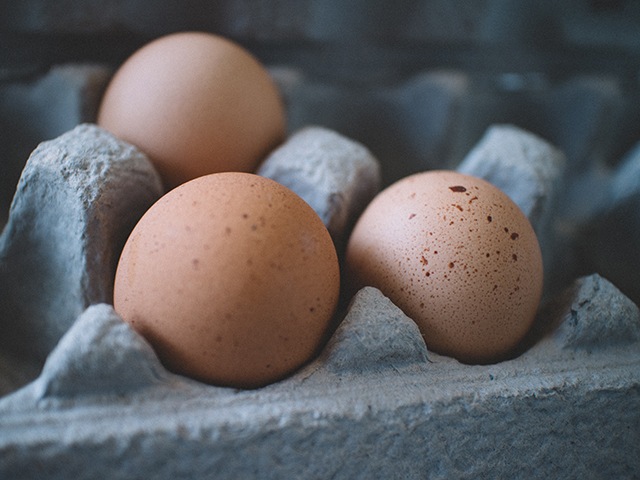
[113,172,340,389]
[98,31,286,190]
[346,170,543,363]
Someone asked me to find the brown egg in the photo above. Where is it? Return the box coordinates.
[346,170,543,363]
[114,172,340,388]
[98,31,285,190]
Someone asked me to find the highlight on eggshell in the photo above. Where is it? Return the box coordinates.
[345,170,543,364]
[97,31,286,190]
[113,172,340,389]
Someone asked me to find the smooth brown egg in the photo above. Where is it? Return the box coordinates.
[114,172,340,389]
[346,170,543,363]
[98,31,285,190]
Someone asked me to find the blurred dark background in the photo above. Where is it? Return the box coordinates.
[1,1,639,83]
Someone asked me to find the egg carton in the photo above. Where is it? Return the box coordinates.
[1,61,640,479]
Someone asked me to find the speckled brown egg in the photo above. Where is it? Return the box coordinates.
[345,170,543,363]
[113,172,340,389]
[98,31,285,190]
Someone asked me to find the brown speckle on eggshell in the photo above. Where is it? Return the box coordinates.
[346,170,543,363]
[114,172,340,389]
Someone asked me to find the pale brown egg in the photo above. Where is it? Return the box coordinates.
[345,170,543,363]
[98,31,285,190]
[113,172,340,389]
